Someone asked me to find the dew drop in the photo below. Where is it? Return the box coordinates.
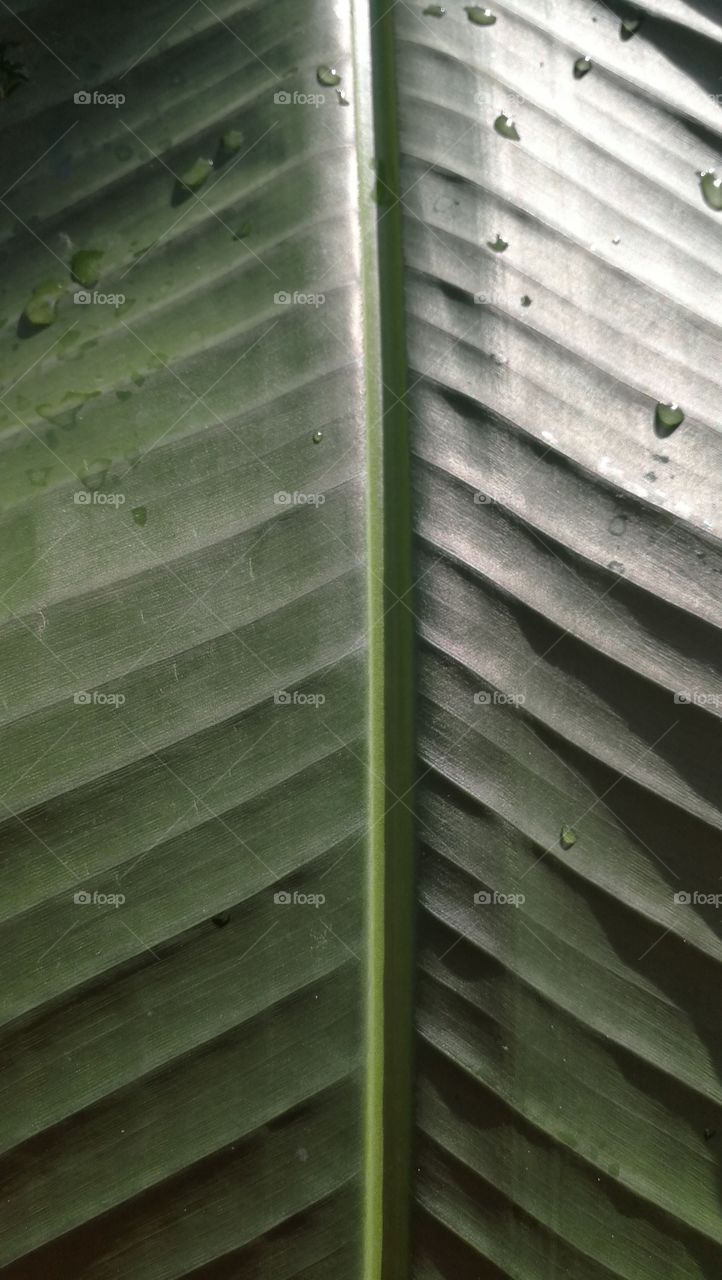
[317,65,341,87]
[179,157,213,190]
[312,431,323,444]
[336,88,350,106]
[212,912,231,927]
[221,129,243,153]
[466,6,497,24]
[612,235,621,245]
[609,515,627,537]
[560,824,577,849]
[655,402,684,436]
[23,280,64,327]
[494,112,520,141]
[574,55,592,79]
[608,560,625,574]
[520,295,532,307]
[620,15,642,39]
[132,506,148,526]
[488,233,508,252]
[699,169,722,211]
[423,3,446,14]
[71,249,104,287]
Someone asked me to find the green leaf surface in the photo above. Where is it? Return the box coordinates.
[2,1,722,1278]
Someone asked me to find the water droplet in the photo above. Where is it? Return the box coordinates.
[608,560,625,574]
[179,157,213,190]
[231,221,253,241]
[132,506,147,526]
[466,6,497,24]
[560,824,577,849]
[620,14,642,39]
[520,295,532,307]
[492,353,507,365]
[488,233,508,252]
[23,280,64,327]
[71,249,104,287]
[317,65,341,87]
[574,55,592,79]
[612,235,621,245]
[494,113,520,141]
[699,169,722,211]
[212,912,231,927]
[655,402,684,436]
[336,88,350,106]
[644,471,656,482]
[221,129,243,153]
[424,3,446,14]
[312,431,323,444]
[609,515,627,537]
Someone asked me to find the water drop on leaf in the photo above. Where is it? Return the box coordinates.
[336,88,350,106]
[23,280,64,327]
[317,65,341,87]
[655,402,684,436]
[71,249,104,286]
[609,515,627,537]
[608,560,625,574]
[494,113,520,141]
[423,4,446,14]
[574,55,592,78]
[221,129,243,153]
[560,824,577,849]
[132,506,147,526]
[466,6,497,25]
[179,158,213,190]
[620,15,642,39]
[699,170,722,211]
[312,431,323,444]
[488,233,508,252]
[520,295,532,307]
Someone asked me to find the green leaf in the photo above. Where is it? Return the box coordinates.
[2,1,722,1278]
